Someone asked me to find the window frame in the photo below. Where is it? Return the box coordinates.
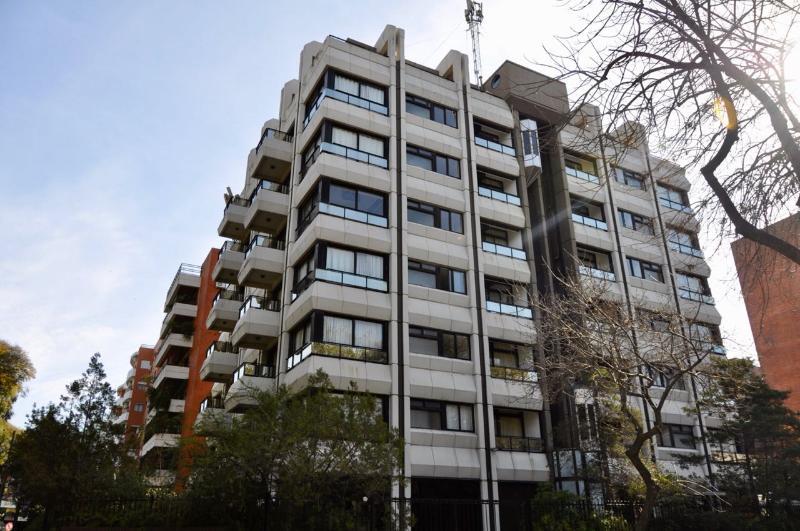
[626,256,664,283]
[618,209,654,235]
[613,167,646,190]
[296,179,389,236]
[406,199,463,234]
[410,399,474,432]
[658,423,696,449]
[408,325,470,360]
[408,259,467,294]
[293,242,389,295]
[406,144,461,178]
[405,93,458,128]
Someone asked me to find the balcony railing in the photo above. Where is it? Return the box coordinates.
[303,141,388,174]
[496,435,544,453]
[239,296,281,319]
[669,241,704,258]
[254,127,292,152]
[244,235,286,258]
[659,197,692,213]
[287,341,388,370]
[694,340,726,356]
[219,240,245,254]
[474,136,516,156]
[166,263,200,304]
[679,287,715,305]
[578,265,616,281]
[293,268,388,300]
[224,195,251,212]
[482,241,527,260]
[205,341,239,359]
[212,289,243,305]
[478,186,521,206]
[571,213,608,231]
[486,300,533,319]
[248,179,289,202]
[200,395,225,412]
[565,166,600,184]
[233,362,276,382]
[490,365,537,382]
[298,201,389,237]
[304,87,389,129]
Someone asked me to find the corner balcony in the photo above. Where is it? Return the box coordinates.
[225,362,277,412]
[218,195,250,239]
[154,333,193,366]
[244,180,290,232]
[159,303,197,339]
[163,264,200,312]
[141,433,180,457]
[231,296,281,348]
[206,289,244,332]
[152,364,189,390]
[212,240,246,284]
[246,128,293,181]
[194,396,229,429]
[238,236,286,288]
[200,341,239,382]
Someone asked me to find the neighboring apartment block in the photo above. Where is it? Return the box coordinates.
[732,214,800,411]
[114,345,154,443]
[115,24,729,526]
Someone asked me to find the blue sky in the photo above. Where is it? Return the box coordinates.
[0,0,755,425]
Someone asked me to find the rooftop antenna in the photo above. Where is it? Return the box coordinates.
[465,0,485,87]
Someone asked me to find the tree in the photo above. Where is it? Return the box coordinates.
[692,357,800,508]
[0,340,35,463]
[186,370,403,529]
[530,272,719,531]
[550,0,800,265]
[7,353,144,528]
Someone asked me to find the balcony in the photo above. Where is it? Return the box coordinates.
[231,296,281,348]
[304,87,389,131]
[659,196,692,214]
[141,433,180,457]
[126,366,135,382]
[200,341,239,382]
[578,265,616,282]
[206,289,243,332]
[482,241,527,261]
[302,141,388,176]
[669,241,704,258]
[571,213,608,231]
[152,364,189,389]
[565,166,600,184]
[238,236,286,288]
[218,195,250,239]
[245,179,290,232]
[154,333,192,366]
[212,240,246,284]
[246,128,293,181]
[475,136,516,156]
[287,341,389,371]
[478,186,521,206]
[496,435,544,453]
[225,363,277,412]
[168,399,185,414]
[490,365,537,382]
[159,302,197,339]
[195,396,229,429]
[486,301,533,319]
[114,409,129,425]
[163,263,200,312]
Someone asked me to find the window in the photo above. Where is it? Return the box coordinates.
[474,121,515,155]
[648,366,686,391]
[577,403,599,444]
[136,382,148,391]
[294,243,388,295]
[564,153,600,183]
[406,94,457,127]
[481,223,527,260]
[668,228,702,257]
[614,167,646,189]
[577,248,598,269]
[288,313,388,369]
[618,209,654,235]
[304,70,388,127]
[140,360,151,369]
[627,257,664,282]
[409,326,470,360]
[689,322,724,353]
[301,122,387,174]
[676,272,713,304]
[658,423,695,449]
[571,198,607,230]
[407,199,463,233]
[657,184,690,211]
[485,278,533,318]
[133,403,145,413]
[477,171,521,205]
[490,340,527,368]
[576,247,615,280]
[410,399,474,432]
[406,144,460,178]
[296,179,388,235]
[408,260,466,294]
[482,224,508,246]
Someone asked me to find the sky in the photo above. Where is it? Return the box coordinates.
[0,0,760,426]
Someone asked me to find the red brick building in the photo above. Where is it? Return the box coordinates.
[732,214,800,410]
[114,345,155,445]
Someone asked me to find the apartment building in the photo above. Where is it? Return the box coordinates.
[114,345,154,443]
[732,214,800,411]
[114,24,729,527]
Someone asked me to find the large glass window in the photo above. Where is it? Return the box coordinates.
[627,257,664,282]
[296,179,388,236]
[410,399,474,432]
[614,167,646,189]
[406,144,460,178]
[407,199,463,233]
[294,243,387,295]
[304,70,388,128]
[408,260,466,294]
[658,423,695,449]
[409,325,470,360]
[658,184,691,211]
[406,94,457,127]
[288,312,388,369]
[668,227,702,257]
[618,209,654,235]
[301,122,388,174]
[676,272,713,304]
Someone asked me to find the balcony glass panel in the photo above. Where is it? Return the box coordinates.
[571,213,608,231]
[565,166,600,184]
[496,435,544,452]
[244,235,286,258]
[248,179,289,202]
[238,296,280,319]
[486,301,533,319]
[578,265,616,281]
[482,241,527,260]
[669,241,704,258]
[304,87,389,129]
[474,136,516,156]
[478,186,521,206]
[287,341,388,370]
[318,201,389,227]
[233,362,276,382]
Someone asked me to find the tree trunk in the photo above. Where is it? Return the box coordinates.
[625,441,660,531]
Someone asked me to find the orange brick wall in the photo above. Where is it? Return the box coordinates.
[126,345,154,438]
[732,214,800,411]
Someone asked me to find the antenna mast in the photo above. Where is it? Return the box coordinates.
[465,0,484,87]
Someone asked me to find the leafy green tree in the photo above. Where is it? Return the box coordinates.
[186,370,403,529]
[7,353,145,528]
[693,357,800,507]
[0,340,35,463]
